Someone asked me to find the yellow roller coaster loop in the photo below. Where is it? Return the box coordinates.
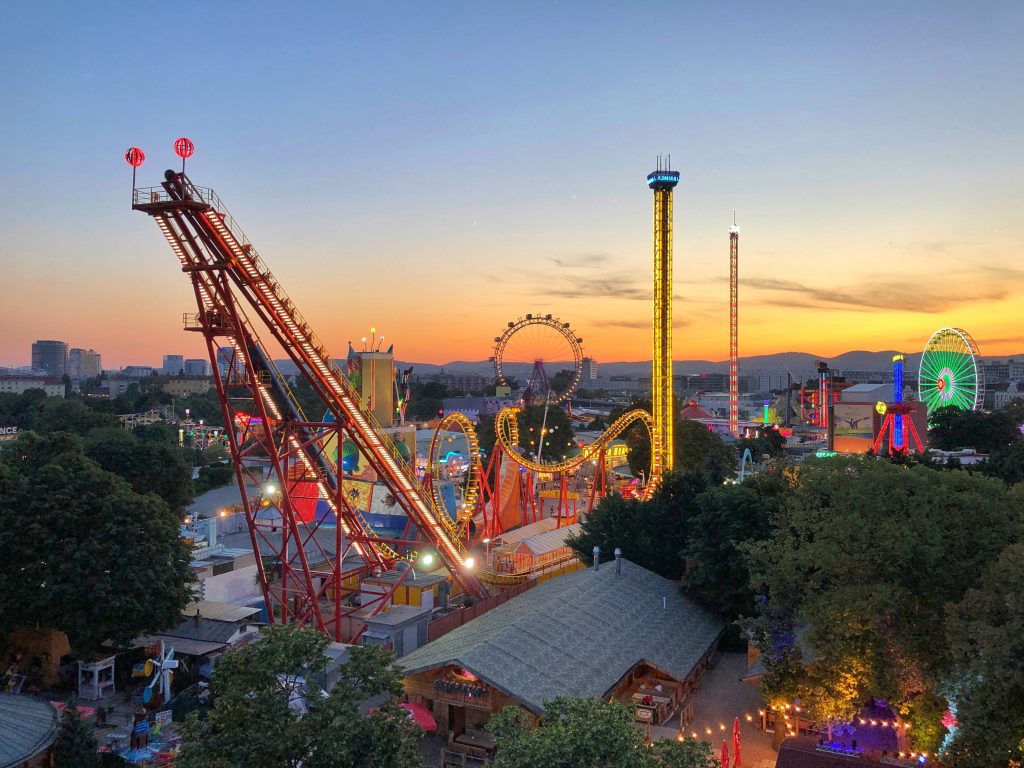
[493,407,659,494]
[427,412,481,527]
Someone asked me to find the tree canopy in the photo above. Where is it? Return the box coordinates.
[745,458,1024,754]
[568,472,707,581]
[488,697,716,768]
[944,541,1024,767]
[177,624,420,768]
[927,404,1022,454]
[0,432,194,653]
[52,700,100,768]
[614,400,736,484]
[84,427,193,511]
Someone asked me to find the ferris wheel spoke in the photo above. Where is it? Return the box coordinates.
[919,327,983,414]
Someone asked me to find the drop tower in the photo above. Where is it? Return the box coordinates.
[647,160,680,477]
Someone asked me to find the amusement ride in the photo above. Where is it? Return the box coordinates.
[128,140,679,639]
[491,313,583,404]
[918,327,985,414]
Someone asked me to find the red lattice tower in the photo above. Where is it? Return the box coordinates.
[132,165,486,640]
[729,216,739,437]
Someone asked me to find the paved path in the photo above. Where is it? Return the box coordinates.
[651,652,776,767]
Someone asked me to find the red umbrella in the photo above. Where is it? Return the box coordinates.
[721,739,730,768]
[732,717,742,767]
[401,702,438,732]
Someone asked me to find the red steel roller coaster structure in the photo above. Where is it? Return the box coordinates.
[131,155,486,640]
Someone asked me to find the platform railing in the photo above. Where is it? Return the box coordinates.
[177,177,468,564]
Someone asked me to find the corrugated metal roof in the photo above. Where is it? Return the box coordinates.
[184,601,261,623]
[0,694,58,768]
[399,559,724,714]
[514,524,582,556]
[493,518,557,548]
[133,635,229,657]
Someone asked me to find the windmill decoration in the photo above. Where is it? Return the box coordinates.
[141,642,178,706]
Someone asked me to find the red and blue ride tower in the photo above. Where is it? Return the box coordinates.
[893,353,905,450]
[872,353,924,456]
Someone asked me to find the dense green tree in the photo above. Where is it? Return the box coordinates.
[407,380,449,420]
[0,432,194,653]
[476,412,498,464]
[549,368,577,396]
[568,472,707,580]
[745,459,1024,753]
[615,400,737,484]
[52,701,100,768]
[944,542,1024,768]
[176,388,225,427]
[111,378,172,415]
[681,483,778,625]
[928,404,1022,454]
[488,697,648,768]
[982,438,1024,486]
[648,738,718,768]
[31,397,120,435]
[177,625,419,768]
[84,428,193,511]
[488,697,715,768]
[739,428,786,460]
[516,403,575,461]
[287,376,328,420]
[677,420,735,484]
[194,463,236,495]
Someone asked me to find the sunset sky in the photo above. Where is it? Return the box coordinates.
[1,3,1022,368]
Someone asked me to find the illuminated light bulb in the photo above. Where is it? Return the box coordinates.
[464,557,475,569]
[705,728,712,735]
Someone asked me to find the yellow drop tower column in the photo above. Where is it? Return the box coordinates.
[647,162,680,478]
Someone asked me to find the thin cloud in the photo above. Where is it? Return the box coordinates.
[974,336,1024,347]
[739,271,1023,314]
[591,318,692,329]
[537,273,649,301]
[546,253,611,269]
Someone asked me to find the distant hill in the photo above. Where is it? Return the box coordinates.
[273,349,1022,380]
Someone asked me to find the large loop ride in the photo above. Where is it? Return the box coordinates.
[492,314,584,405]
[493,406,659,495]
[427,413,481,528]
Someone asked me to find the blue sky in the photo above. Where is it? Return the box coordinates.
[1,2,1021,366]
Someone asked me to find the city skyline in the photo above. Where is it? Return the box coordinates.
[2,3,1022,368]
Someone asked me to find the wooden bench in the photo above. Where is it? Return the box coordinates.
[441,747,490,767]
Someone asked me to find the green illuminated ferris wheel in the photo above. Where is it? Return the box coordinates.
[918,327,985,413]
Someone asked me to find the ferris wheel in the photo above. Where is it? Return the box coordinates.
[918,327,985,413]
[492,314,585,405]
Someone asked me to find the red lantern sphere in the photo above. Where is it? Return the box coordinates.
[124,147,145,168]
[174,137,195,159]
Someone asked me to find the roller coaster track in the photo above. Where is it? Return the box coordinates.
[134,172,485,601]
[495,406,658,488]
[427,412,480,528]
